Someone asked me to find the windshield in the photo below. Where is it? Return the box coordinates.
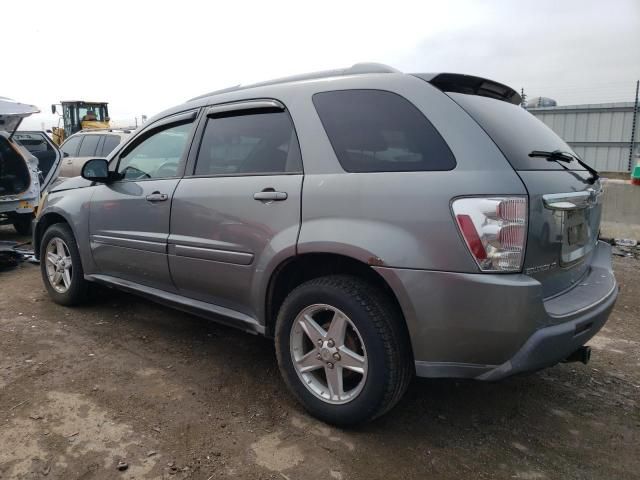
[77,104,107,122]
[449,93,586,171]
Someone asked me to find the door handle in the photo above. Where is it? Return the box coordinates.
[253,189,288,201]
[146,191,169,202]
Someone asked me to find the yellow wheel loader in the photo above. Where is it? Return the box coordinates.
[50,101,110,145]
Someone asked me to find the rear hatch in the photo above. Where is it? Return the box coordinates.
[447,92,602,298]
[0,97,40,136]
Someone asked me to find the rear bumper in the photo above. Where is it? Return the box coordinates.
[477,281,616,380]
[374,241,617,380]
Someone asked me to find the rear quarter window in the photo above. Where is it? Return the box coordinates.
[312,89,456,172]
[101,135,122,156]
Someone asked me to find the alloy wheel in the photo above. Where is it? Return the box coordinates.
[45,237,73,293]
[290,304,368,404]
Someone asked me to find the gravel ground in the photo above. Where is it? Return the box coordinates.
[0,227,638,480]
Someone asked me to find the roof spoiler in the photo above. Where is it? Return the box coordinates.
[415,73,522,105]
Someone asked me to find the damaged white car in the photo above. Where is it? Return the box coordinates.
[0,98,60,234]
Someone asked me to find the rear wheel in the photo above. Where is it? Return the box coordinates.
[12,213,34,236]
[40,223,88,306]
[275,275,413,425]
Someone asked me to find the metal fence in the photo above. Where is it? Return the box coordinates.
[528,102,639,172]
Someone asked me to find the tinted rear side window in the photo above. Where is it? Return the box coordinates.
[101,135,121,156]
[77,135,102,157]
[313,90,456,172]
[449,93,585,171]
[194,111,302,176]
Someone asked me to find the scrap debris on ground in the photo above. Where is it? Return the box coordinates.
[607,238,640,259]
[0,241,36,270]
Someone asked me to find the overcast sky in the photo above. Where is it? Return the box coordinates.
[5,0,639,129]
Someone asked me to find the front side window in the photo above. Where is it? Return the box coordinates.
[117,122,193,180]
[194,111,302,176]
[78,135,102,157]
[313,89,456,172]
[61,136,82,157]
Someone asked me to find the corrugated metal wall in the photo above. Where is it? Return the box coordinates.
[528,102,639,172]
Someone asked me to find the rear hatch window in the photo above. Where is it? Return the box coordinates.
[449,92,601,298]
[449,93,586,171]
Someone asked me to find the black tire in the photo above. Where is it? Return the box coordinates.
[12,213,34,236]
[39,223,88,306]
[275,275,413,426]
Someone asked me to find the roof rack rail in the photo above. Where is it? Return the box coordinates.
[189,63,400,102]
[78,127,136,133]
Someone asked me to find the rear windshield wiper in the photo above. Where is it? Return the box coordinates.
[529,150,599,184]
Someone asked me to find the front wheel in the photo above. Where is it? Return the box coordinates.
[40,223,88,306]
[275,275,413,425]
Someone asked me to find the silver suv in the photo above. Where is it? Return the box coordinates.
[33,64,617,425]
[59,129,134,177]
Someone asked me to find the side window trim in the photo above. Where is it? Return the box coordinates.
[186,99,301,178]
[112,109,201,181]
[206,99,285,118]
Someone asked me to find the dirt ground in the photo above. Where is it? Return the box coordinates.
[0,226,638,480]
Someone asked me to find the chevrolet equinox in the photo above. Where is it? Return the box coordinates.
[33,63,618,425]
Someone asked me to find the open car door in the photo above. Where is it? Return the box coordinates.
[12,131,62,192]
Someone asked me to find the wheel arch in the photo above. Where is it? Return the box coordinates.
[34,211,73,259]
[264,252,413,358]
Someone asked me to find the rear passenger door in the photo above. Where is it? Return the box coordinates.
[169,100,303,319]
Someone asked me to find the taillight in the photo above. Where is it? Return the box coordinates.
[452,197,527,272]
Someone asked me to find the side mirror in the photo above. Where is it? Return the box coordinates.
[46,129,52,133]
[81,158,110,183]
[63,152,69,158]
[51,104,56,115]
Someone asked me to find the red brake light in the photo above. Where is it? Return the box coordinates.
[452,197,528,272]
[456,214,487,260]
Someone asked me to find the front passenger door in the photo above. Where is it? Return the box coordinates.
[59,135,82,177]
[89,110,198,291]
